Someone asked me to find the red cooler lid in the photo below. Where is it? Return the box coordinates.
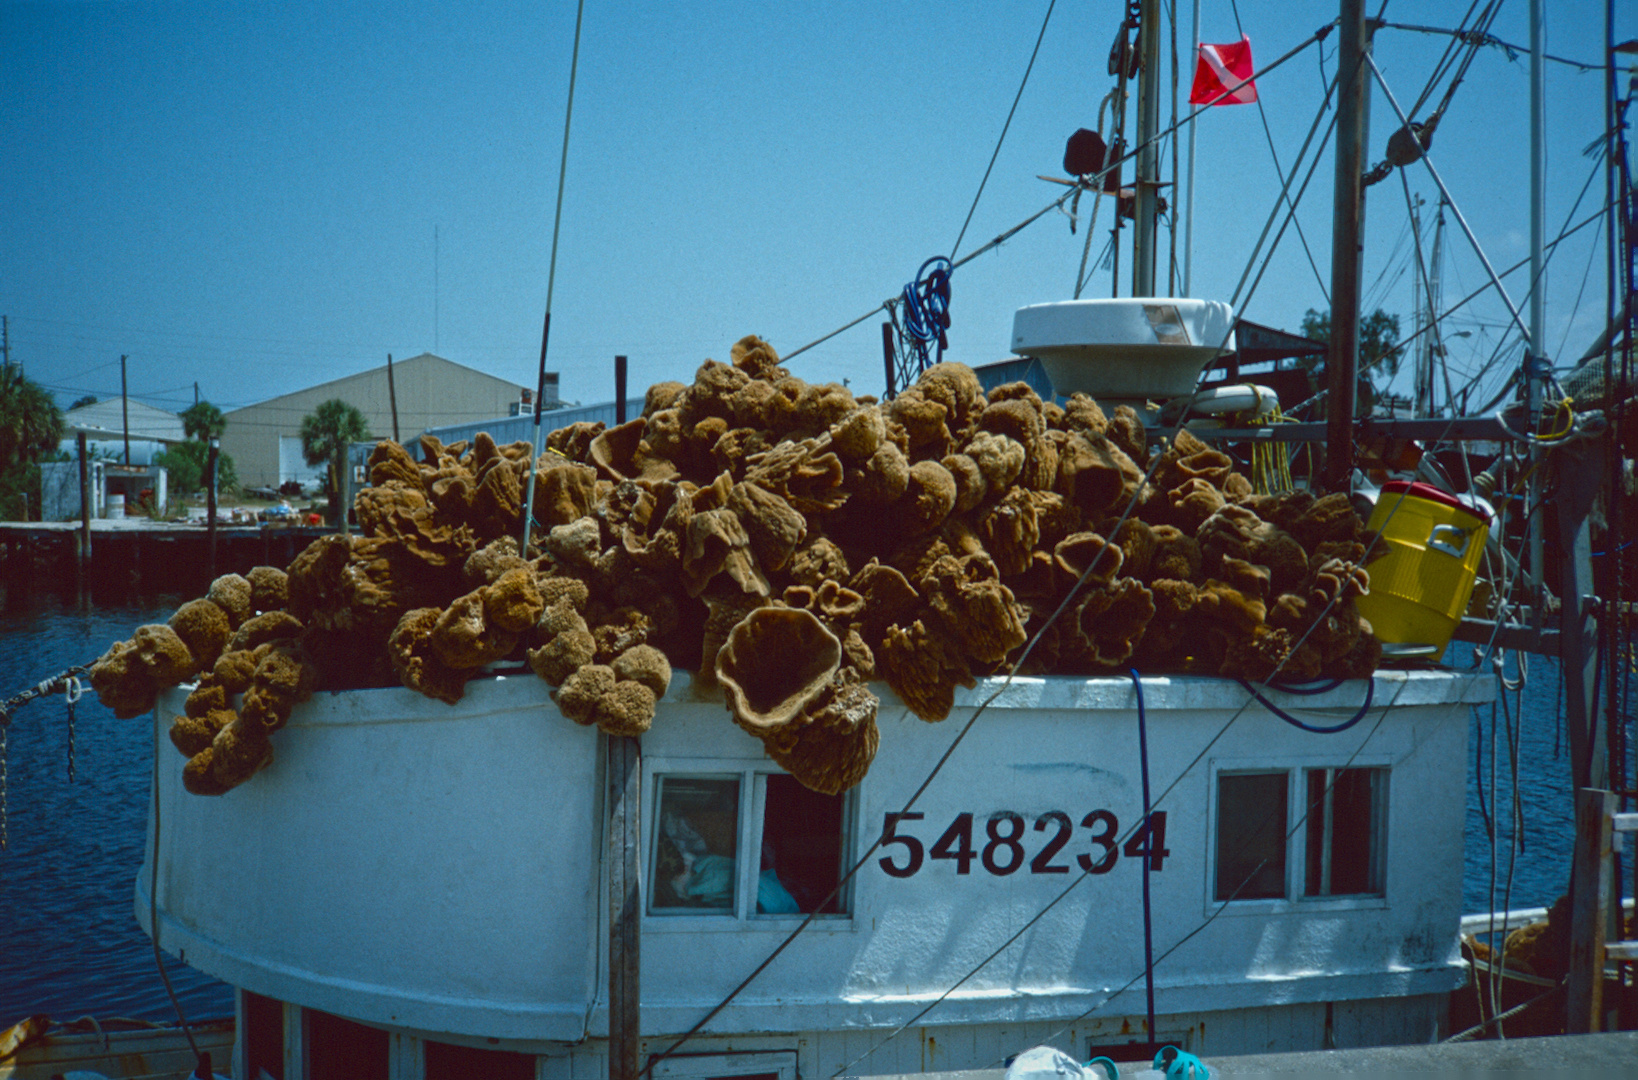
[1378,479,1493,523]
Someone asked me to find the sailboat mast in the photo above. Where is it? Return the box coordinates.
[1426,205,1445,414]
[1411,196,1425,414]
[1324,0,1372,488]
[1132,0,1162,297]
[1526,0,1548,609]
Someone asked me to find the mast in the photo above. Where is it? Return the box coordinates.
[1182,0,1201,296]
[1526,0,1547,616]
[1426,202,1445,415]
[1132,0,1162,297]
[1410,196,1425,414]
[1412,198,1445,417]
[1324,0,1371,488]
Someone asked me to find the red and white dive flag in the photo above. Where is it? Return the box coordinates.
[1189,36,1258,105]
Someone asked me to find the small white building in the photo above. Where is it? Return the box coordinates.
[62,398,185,468]
[52,399,183,518]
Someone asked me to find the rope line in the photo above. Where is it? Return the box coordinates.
[149,709,206,1074]
[951,0,1059,262]
[784,21,1336,366]
[1236,677,1375,733]
[1132,669,1157,1047]
[833,399,1468,1075]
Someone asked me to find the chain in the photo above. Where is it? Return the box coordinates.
[1,708,9,851]
[0,663,96,849]
[65,676,82,784]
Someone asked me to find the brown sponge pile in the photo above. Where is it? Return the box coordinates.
[89,336,1377,798]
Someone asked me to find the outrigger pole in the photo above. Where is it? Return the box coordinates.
[520,0,586,556]
[1324,0,1370,490]
[1132,0,1162,297]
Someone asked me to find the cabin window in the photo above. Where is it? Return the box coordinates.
[646,766,854,921]
[755,774,850,916]
[1303,767,1386,897]
[650,775,743,915]
[1214,771,1289,901]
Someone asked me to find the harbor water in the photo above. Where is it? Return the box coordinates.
[0,588,1629,1029]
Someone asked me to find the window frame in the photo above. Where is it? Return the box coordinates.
[640,756,859,933]
[1205,755,1391,918]
[646,768,751,920]
[1301,764,1389,900]
[749,771,857,923]
[648,1049,799,1080]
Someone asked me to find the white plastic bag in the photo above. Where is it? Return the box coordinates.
[1005,1045,1119,1080]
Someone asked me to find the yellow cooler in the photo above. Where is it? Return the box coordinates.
[1356,480,1492,655]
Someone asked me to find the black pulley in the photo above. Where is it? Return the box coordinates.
[1063,128,1108,177]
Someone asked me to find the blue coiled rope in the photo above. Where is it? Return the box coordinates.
[900,256,952,371]
[1236,677,1375,734]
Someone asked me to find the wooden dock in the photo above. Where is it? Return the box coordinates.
[0,519,332,596]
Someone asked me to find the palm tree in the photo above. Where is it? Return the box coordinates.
[300,398,369,530]
[1297,307,1405,415]
[181,400,227,442]
[0,366,65,473]
[0,366,65,520]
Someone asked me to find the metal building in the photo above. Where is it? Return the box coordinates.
[220,353,541,489]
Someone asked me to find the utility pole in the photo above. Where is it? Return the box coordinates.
[77,432,91,577]
[120,355,131,466]
[386,354,400,443]
[194,382,199,406]
[2,315,9,370]
[207,437,220,576]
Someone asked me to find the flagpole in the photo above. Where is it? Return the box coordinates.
[1182,0,1200,297]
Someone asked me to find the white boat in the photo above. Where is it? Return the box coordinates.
[15,0,1622,1075]
[138,666,1492,1077]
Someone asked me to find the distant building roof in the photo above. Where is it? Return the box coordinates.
[422,398,648,448]
[64,398,186,443]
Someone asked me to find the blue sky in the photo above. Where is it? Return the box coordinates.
[2,0,1631,423]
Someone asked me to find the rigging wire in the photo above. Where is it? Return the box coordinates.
[1226,0,1332,303]
[149,710,207,1076]
[837,402,1489,1078]
[1012,693,1406,1062]
[784,20,1337,365]
[1228,72,1340,311]
[950,0,1059,263]
[1380,19,1610,73]
[1365,53,1536,357]
[1383,199,1612,399]
[673,143,1368,1064]
[829,208,1478,1080]
[1403,0,1487,120]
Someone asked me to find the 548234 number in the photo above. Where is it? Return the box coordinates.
[878,809,1168,879]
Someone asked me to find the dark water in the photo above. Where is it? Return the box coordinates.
[0,588,234,1028]
[0,589,1630,1030]
[1453,644,1636,919]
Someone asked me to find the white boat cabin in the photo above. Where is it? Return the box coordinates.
[139,667,1491,1079]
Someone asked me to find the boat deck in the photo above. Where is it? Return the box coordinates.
[859,1030,1638,1077]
